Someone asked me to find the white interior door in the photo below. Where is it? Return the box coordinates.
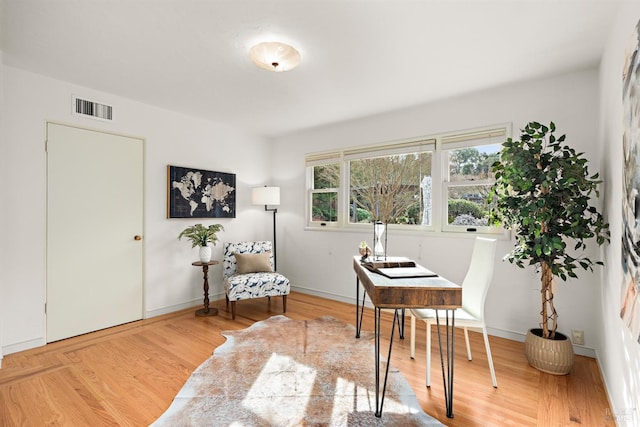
[46,123,143,342]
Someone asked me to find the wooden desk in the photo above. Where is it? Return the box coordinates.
[192,260,219,317]
[353,256,462,418]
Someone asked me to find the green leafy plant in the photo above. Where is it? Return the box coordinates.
[448,199,485,223]
[488,121,610,339]
[178,223,224,248]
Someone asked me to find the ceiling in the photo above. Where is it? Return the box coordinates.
[0,0,625,138]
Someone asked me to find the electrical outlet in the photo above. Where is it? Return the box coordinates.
[572,329,585,345]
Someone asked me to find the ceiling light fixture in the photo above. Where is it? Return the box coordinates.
[249,41,301,72]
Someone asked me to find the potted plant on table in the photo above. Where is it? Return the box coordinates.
[488,121,609,375]
[178,223,224,263]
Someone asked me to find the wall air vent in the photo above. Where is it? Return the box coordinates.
[72,96,113,121]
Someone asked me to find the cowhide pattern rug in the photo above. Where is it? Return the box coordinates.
[152,315,444,426]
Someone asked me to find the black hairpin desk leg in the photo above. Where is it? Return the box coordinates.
[435,309,456,418]
[396,308,405,339]
[374,307,398,417]
[355,277,366,338]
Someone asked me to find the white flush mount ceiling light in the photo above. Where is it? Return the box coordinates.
[249,41,301,72]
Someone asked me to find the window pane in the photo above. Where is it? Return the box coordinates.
[349,152,432,225]
[448,143,501,182]
[447,185,492,226]
[312,192,337,222]
[313,163,340,189]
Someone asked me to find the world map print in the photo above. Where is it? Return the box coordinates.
[168,165,236,218]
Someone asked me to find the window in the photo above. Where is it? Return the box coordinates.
[442,129,505,233]
[305,125,509,235]
[348,146,433,226]
[306,153,341,225]
[311,163,339,222]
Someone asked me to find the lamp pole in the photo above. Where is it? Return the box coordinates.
[252,186,281,272]
[264,204,278,271]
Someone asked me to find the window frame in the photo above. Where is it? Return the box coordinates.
[440,127,507,234]
[306,154,342,228]
[305,124,511,237]
[345,138,435,231]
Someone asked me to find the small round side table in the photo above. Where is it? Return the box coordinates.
[192,260,219,317]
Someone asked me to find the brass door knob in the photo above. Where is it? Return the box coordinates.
[134,235,142,241]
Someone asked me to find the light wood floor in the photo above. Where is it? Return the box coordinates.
[0,291,613,426]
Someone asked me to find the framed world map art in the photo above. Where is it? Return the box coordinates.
[167,165,236,218]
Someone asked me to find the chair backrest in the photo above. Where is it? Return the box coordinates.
[223,241,274,278]
[461,237,497,321]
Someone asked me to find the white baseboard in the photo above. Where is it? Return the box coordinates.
[290,285,358,305]
[145,298,206,318]
[1,289,596,362]
[486,327,596,358]
[145,292,227,319]
[291,286,597,358]
[2,337,46,358]
[1,297,220,359]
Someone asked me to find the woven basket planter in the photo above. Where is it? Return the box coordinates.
[524,328,574,375]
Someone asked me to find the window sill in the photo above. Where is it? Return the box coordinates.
[304,224,510,240]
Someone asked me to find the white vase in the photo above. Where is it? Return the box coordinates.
[374,222,385,259]
[199,246,212,263]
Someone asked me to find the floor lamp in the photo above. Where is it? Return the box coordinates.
[251,186,281,271]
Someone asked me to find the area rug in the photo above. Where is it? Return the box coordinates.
[151,315,443,426]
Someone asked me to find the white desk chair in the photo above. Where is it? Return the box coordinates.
[409,237,498,388]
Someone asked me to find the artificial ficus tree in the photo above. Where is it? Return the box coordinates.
[488,121,610,339]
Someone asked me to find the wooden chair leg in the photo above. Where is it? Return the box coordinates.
[225,294,229,308]
[282,295,287,313]
[231,301,236,320]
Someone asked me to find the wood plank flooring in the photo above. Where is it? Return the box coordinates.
[0,292,613,426]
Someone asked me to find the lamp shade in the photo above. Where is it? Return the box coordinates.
[252,186,280,206]
[249,42,301,72]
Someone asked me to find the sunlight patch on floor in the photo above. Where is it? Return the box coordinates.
[243,352,316,425]
[330,376,422,424]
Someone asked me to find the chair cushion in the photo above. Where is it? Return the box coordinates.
[410,308,486,331]
[410,307,477,322]
[223,241,274,278]
[224,272,290,302]
[234,252,273,274]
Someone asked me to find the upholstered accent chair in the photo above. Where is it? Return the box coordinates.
[222,241,290,319]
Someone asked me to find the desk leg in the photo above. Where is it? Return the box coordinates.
[396,308,405,339]
[435,309,455,418]
[355,277,366,338]
[356,277,360,338]
[355,283,403,340]
[374,307,398,418]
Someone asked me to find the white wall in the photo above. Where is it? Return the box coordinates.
[0,65,276,355]
[1,24,635,419]
[273,69,603,354]
[0,50,4,367]
[599,3,640,425]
